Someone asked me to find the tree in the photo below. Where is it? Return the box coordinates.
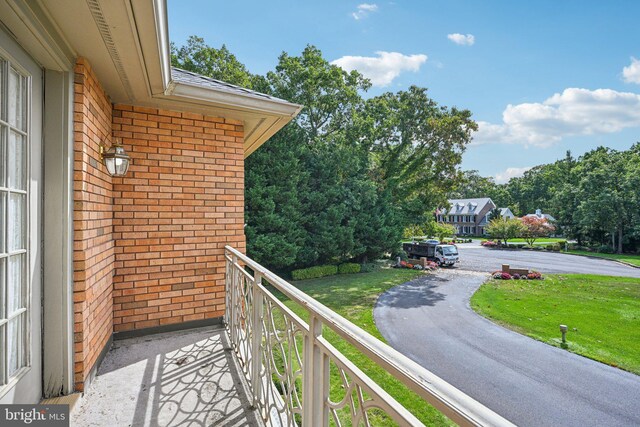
[572,148,632,254]
[520,216,556,246]
[433,223,457,243]
[357,86,477,225]
[486,217,526,246]
[268,45,370,140]
[450,170,514,209]
[172,38,475,270]
[487,207,503,222]
[171,36,256,88]
[459,145,640,253]
[245,128,308,271]
[403,224,426,240]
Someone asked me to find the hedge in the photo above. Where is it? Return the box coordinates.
[359,263,377,273]
[291,265,338,280]
[338,263,361,274]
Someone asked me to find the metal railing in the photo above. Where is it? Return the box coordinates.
[224,245,514,427]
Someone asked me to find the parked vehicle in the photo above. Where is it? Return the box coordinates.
[403,241,459,267]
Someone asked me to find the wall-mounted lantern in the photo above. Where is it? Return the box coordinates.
[99,137,130,177]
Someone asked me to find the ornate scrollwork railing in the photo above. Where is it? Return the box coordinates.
[224,246,514,427]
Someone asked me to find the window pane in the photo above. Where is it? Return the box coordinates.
[0,192,5,252]
[8,68,26,131]
[8,131,25,190]
[7,254,24,315]
[8,314,25,377]
[8,193,25,251]
[0,126,5,188]
[0,60,4,120]
[0,324,4,384]
[0,258,5,319]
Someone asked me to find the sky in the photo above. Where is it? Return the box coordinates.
[168,1,640,183]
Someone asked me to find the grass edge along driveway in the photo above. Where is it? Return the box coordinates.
[471,274,640,375]
[277,268,454,426]
[565,250,640,267]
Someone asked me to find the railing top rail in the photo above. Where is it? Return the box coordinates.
[225,246,515,427]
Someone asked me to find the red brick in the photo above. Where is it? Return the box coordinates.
[73,57,246,392]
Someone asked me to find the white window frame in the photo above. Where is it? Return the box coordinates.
[0,49,33,395]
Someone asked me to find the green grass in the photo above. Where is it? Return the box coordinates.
[566,250,640,267]
[270,268,453,426]
[471,274,640,374]
[506,237,567,245]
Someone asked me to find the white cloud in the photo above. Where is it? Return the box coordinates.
[622,57,640,84]
[331,51,427,86]
[495,166,532,184]
[447,33,475,46]
[472,88,640,147]
[352,3,378,20]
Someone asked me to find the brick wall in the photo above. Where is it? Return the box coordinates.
[111,105,246,333]
[73,58,115,391]
[72,57,247,391]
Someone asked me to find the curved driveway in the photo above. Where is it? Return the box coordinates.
[374,246,640,427]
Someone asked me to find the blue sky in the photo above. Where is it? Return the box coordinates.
[168,1,640,182]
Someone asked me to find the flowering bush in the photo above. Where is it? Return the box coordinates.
[492,271,512,280]
[482,240,499,247]
[527,271,543,280]
[491,271,543,280]
[395,259,439,270]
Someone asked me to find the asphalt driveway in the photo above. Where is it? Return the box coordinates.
[374,246,640,427]
[456,243,640,276]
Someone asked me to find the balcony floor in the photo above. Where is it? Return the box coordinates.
[71,325,262,427]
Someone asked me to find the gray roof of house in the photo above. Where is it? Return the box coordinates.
[444,198,495,215]
[171,67,292,104]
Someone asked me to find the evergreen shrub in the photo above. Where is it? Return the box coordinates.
[338,263,361,274]
[291,265,338,280]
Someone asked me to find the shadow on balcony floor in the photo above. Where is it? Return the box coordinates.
[71,326,262,427]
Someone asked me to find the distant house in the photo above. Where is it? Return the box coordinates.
[499,207,515,219]
[525,209,556,222]
[436,198,496,235]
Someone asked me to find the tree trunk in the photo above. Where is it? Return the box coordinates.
[618,227,623,254]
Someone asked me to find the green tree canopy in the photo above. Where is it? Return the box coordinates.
[171,36,255,88]
[486,217,526,246]
[172,38,476,270]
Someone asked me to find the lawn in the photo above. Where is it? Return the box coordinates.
[566,250,640,267]
[271,267,453,426]
[506,237,567,245]
[471,274,640,374]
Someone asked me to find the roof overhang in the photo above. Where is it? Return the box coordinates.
[0,0,301,157]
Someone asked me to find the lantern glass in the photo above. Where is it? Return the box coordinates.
[102,144,130,177]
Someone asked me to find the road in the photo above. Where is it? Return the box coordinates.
[456,243,640,277]
[374,246,640,427]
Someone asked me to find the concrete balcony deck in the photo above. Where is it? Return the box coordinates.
[71,326,261,427]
